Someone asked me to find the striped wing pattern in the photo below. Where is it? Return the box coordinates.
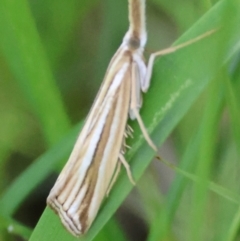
[47,49,144,235]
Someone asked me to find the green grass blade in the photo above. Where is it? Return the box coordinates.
[0,124,82,216]
[0,0,70,145]
[0,214,32,240]
[188,74,222,241]
[30,0,97,69]
[223,69,240,153]
[92,218,127,241]
[221,59,240,241]
[147,108,240,241]
[225,205,240,241]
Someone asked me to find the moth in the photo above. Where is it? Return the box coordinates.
[47,0,215,236]
[47,0,155,236]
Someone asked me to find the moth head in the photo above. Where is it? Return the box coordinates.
[123,30,147,51]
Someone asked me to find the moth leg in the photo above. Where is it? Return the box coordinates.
[119,153,135,185]
[129,62,142,120]
[106,161,121,197]
[126,124,134,139]
[132,108,158,152]
[142,29,217,92]
[130,63,158,153]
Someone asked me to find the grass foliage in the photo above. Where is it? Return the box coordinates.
[0,0,240,240]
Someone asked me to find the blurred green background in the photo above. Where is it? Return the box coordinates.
[0,0,240,240]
